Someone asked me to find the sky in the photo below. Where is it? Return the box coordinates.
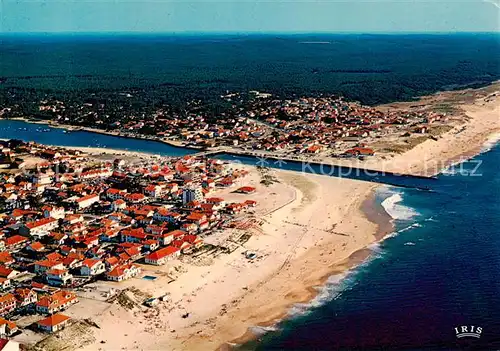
[1,0,499,34]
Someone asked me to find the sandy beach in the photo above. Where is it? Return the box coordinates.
[16,86,500,351]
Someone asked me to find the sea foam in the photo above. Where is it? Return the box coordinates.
[481,132,500,153]
[380,192,418,220]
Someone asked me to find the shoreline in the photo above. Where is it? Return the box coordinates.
[214,87,500,349]
[226,187,393,349]
[3,84,499,351]
[2,82,500,180]
[1,116,202,151]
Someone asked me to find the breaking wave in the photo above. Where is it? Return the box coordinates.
[249,325,280,336]
[481,132,500,153]
[381,192,418,220]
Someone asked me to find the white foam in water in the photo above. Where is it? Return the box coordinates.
[380,192,418,221]
[481,132,500,153]
[249,325,280,336]
[287,273,348,318]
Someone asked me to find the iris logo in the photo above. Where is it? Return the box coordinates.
[454,326,483,339]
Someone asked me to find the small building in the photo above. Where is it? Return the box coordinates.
[145,246,180,265]
[36,291,78,314]
[37,313,71,333]
[19,217,58,236]
[106,264,141,282]
[236,186,256,194]
[75,194,100,209]
[0,317,17,337]
[79,259,105,276]
[14,288,37,308]
[0,294,16,316]
[46,269,73,287]
[34,260,64,274]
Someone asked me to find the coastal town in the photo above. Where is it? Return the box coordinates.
[0,84,497,350]
[0,90,451,162]
[0,139,263,348]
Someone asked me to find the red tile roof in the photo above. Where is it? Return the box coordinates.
[146,246,179,261]
[25,217,57,229]
[37,313,70,327]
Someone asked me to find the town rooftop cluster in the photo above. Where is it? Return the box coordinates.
[1,91,447,159]
[0,140,257,339]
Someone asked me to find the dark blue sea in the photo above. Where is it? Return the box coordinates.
[2,121,499,351]
[241,139,500,351]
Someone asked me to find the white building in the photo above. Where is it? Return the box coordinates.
[79,259,105,276]
[42,206,65,219]
[75,194,100,209]
[182,186,203,205]
[46,269,73,287]
[20,217,59,236]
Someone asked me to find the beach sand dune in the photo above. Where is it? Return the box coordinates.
[53,88,500,351]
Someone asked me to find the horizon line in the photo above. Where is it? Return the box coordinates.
[1,30,500,36]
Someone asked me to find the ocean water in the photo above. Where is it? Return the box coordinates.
[242,143,500,350]
[1,33,500,105]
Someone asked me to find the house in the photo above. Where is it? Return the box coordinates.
[19,217,58,236]
[226,203,243,214]
[75,194,99,209]
[121,228,147,243]
[46,252,63,262]
[126,193,146,204]
[142,239,159,252]
[79,259,105,276]
[0,266,17,280]
[37,313,71,333]
[205,197,226,209]
[144,185,163,198]
[343,147,375,157]
[145,246,180,265]
[26,242,45,253]
[112,199,126,211]
[36,291,78,314]
[106,264,141,282]
[236,186,256,194]
[244,200,257,207]
[185,212,207,225]
[0,317,17,337]
[0,294,16,316]
[306,144,322,153]
[14,288,37,308]
[34,260,64,274]
[0,280,9,291]
[157,230,185,246]
[153,209,182,223]
[106,188,127,201]
[46,269,73,287]
[42,206,65,219]
[4,236,28,251]
[0,253,13,267]
[64,214,83,225]
[104,257,120,271]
